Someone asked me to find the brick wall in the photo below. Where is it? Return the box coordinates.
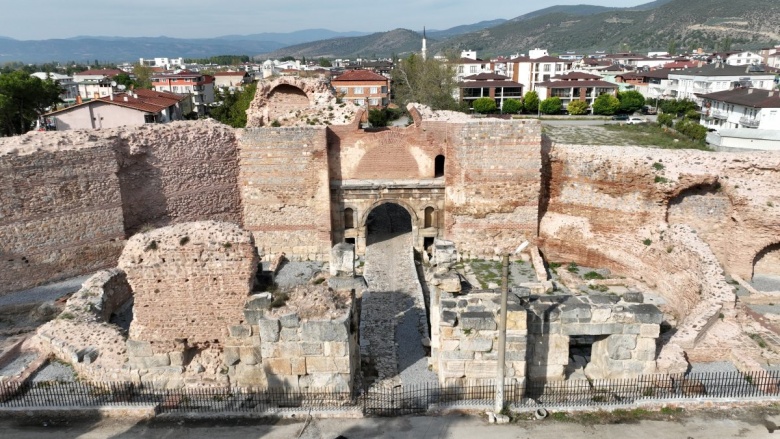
[119,221,258,352]
[0,145,126,295]
[238,127,332,260]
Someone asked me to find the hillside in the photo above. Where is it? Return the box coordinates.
[438,0,780,55]
[265,29,425,59]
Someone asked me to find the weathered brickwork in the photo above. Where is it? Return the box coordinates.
[118,221,258,352]
[238,127,333,260]
[0,121,243,295]
[0,145,126,295]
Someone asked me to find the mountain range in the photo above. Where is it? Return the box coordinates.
[1,0,778,64]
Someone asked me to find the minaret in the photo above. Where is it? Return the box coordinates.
[421,27,428,60]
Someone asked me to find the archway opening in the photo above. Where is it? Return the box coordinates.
[266,84,309,123]
[753,243,780,290]
[424,206,435,228]
[365,203,412,246]
[344,208,355,229]
[434,155,445,178]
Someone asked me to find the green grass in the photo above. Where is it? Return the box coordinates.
[749,333,768,349]
[601,124,712,150]
[583,271,604,280]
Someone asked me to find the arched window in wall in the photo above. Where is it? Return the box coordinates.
[435,155,445,178]
[344,208,355,229]
[424,206,435,228]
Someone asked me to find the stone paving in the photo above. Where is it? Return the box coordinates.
[360,204,434,387]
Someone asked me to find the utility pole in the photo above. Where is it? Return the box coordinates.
[495,253,509,413]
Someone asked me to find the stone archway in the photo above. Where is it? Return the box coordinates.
[365,202,413,246]
[753,242,780,289]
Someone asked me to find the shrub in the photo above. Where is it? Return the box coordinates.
[368,108,388,126]
[522,91,539,113]
[539,97,562,115]
[675,118,707,141]
[270,120,281,127]
[502,98,522,114]
[652,162,665,171]
[655,175,669,183]
[583,271,605,280]
[567,262,579,273]
[179,236,190,246]
[145,240,158,251]
[617,90,645,113]
[592,93,620,115]
[567,100,589,115]
[643,239,652,246]
[657,113,674,127]
[473,97,497,114]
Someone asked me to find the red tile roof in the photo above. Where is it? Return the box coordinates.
[214,71,248,76]
[332,70,388,82]
[699,88,780,108]
[551,72,603,80]
[48,90,186,116]
[462,72,510,81]
[536,80,618,88]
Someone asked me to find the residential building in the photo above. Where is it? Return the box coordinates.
[535,76,618,113]
[331,69,390,107]
[458,73,523,111]
[72,69,123,100]
[699,87,780,131]
[151,71,215,117]
[614,69,674,100]
[453,56,494,82]
[44,89,188,130]
[31,72,79,105]
[723,51,764,66]
[140,57,185,70]
[213,71,252,90]
[506,52,573,93]
[668,63,777,105]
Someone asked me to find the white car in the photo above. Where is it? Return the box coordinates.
[626,117,647,125]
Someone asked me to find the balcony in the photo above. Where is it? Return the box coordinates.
[739,116,760,128]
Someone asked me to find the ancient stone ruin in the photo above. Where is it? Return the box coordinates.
[1,78,780,394]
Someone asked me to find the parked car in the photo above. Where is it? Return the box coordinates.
[641,105,657,115]
[611,114,629,121]
[627,117,647,125]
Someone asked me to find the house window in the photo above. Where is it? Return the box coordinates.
[370,98,379,106]
[470,65,477,73]
[381,86,387,93]
[354,87,364,94]
[355,99,364,105]
[370,87,378,94]
[543,64,551,72]
[458,66,464,73]
[556,64,562,71]
[434,155,445,178]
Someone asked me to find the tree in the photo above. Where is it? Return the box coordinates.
[472,97,497,114]
[617,90,645,114]
[667,40,678,57]
[539,97,562,115]
[318,58,332,67]
[566,100,589,115]
[657,113,674,127]
[592,93,621,115]
[502,99,521,114]
[114,72,136,89]
[209,82,257,128]
[0,70,62,136]
[522,91,539,113]
[391,54,459,110]
[132,64,153,89]
[659,98,696,116]
[368,108,388,126]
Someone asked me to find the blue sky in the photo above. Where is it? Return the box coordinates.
[3,0,654,40]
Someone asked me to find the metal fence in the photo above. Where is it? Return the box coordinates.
[2,370,780,416]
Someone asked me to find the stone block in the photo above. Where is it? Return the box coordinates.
[622,324,641,335]
[435,273,462,293]
[607,334,637,360]
[461,337,493,352]
[305,357,350,374]
[224,347,241,366]
[299,373,351,391]
[561,304,592,323]
[561,323,608,336]
[79,347,99,364]
[466,361,499,378]
[258,318,281,342]
[300,318,349,342]
[246,292,273,310]
[240,346,262,365]
[280,328,299,342]
[228,325,252,338]
[277,342,303,357]
[243,310,264,324]
[279,313,300,328]
[127,340,153,358]
[640,324,660,338]
[634,337,657,361]
[291,357,306,375]
[432,239,458,269]
[590,307,612,323]
[530,334,569,366]
[441,350,475,360]
[300,342,324,356]
[143,353,171,368]
[623,291,644,303]
[461,312,496,331]
[505,351,527,361]
[511,362,527,377]
[507,310,527,331]
[528,364,565,380]
[260,342,278,358]
[233,364,268,387]
[330,243,355,277]
[626,304,664,324]
[440,311,457,327]
[324,341,348,357]
[264,358,292,375]
[441,339,460,351]
[440,360,466,378]
[169,351,184,366]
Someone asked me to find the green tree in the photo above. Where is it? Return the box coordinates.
[592,93,621,115]
[473,97,497,114]
[368,108,388,126]
[659,98,696,116]
[209,82,257,128]
[657,113,674,127]
[539,97,562,115]
[132,64,153,89]
[114,72,136,89]
[318,58,332,67]
[617,90,645,114]
[522,90,539,113]
[391,54,459,110]
[667,40,678,56]
[502,98,521,114]
[0,70,62,136]
[566,100,589,115]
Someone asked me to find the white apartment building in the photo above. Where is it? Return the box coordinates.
[506,50,573,93]
[700,87,780,131]
[668,63,776,105]
[31,72,79,104]
[724,51,763,66]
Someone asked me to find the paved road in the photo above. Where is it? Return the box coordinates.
[1,410,778,438]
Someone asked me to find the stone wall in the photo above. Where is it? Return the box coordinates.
[238,127,332,261]
[0,121,243,296]
[118,221,258,353]
[0,136,126,295]
[115,121,242,234]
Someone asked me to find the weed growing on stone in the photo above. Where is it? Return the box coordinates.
[223,242,232,249]
[666,245,674,253]
[749,333,768,349]
[567,262,579,273]
[588,284,609,292]
[654,175,669,183]
[652,162,665,171]
[583,271,604,280]
[144,241,158,251]
[179,236,190,246]
[270,292,289,309]
[643,239,652,246]
[59,312,75,320]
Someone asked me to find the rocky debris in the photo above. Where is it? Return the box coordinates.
[408,103,472,123]
[264,285,353,321]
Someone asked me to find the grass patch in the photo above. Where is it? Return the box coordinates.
[588,284,609,292]
[583,271,604,280]
[654,175,669,183]
[567,262,579,273]
[469,259,503,289]
[749,333,768,349]
[179,236,190,246]
[642,239,652,246]
[652,162,665,171]
[601,124,712,150]
[59,312,75,320]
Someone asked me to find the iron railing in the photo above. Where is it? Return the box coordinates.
[2,370,779,416]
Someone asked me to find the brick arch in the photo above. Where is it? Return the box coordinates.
[267,84,310,122]
[753,241,780,281]
[360,199,419,228]
[354,143,420,179]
